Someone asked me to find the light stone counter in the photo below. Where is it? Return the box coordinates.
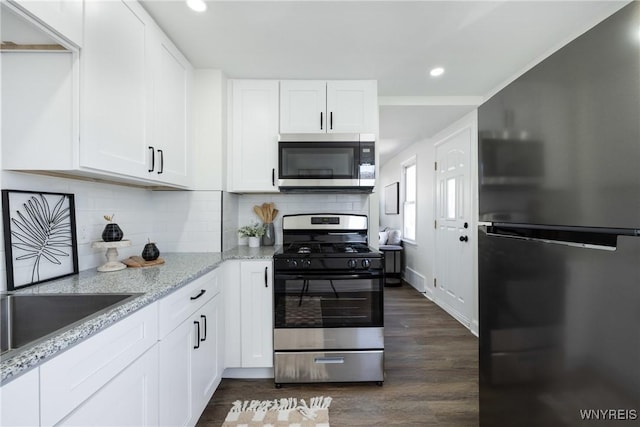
[1,247,279,385]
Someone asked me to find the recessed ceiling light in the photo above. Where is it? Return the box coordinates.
[430,67,445,77]
[187,0,207,12]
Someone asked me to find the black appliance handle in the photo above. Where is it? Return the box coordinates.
[148,146,155,172]
[491,222,639,236]
[264,266,269,287]
[320,112,323,130]
[330,111,333,130]
[485,223,640,249]
[274,273,384,281]
[272,168,275,186]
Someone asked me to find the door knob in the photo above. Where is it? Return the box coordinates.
[459,235,469,242]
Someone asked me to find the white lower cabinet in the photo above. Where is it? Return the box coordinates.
[0,265,234,427]
[56,346,159,426]
[224,260,273,370]
[0,368,39,427]
[158,269,223,427]
[40,302,159,426]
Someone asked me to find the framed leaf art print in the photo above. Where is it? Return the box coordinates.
[2,190,79,290]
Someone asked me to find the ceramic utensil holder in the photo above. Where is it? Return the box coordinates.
[262,223,275,246]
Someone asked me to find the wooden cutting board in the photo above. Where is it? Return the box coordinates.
[122,256,165,268]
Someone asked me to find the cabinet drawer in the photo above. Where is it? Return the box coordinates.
[274,350,383,384]
[158,269,220,339]
[40,302,158,426]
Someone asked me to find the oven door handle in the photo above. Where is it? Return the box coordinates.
[274,273,384,281]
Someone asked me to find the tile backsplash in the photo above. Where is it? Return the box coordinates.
[0,172,221,290]
[0,171,372,290]
[237,193,370,246]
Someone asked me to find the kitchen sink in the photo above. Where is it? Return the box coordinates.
[0,293,140,357]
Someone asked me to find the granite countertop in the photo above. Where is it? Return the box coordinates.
[1,246,279,385]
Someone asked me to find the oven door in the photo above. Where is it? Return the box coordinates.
[273,271,384,329]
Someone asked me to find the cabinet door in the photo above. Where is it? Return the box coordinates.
[158,312,197,427]
[150,29,192,187]
[40,303,158,426]
[0,368,39,427]
[80,0,150,180]
[326,80,377,133]
[279,80,326,133]
[58,346,159,427]
[11,0,83,47]
[240,260,273,368]
[229,80,279,192]
[192,295,222,418]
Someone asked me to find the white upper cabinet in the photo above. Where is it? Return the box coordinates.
[279,80,327,133]
[1,0,192,188]
[228,80,280,193]
[147,25,192,187]
[10,0,83,47]
[326,80,378,133]
[280,80,377,134]
[80,0,150,181]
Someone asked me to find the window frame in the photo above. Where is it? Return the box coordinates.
[401,156,417,244]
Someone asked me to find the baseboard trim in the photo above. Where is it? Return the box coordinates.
[403,267,426,293]
[222,367,274,379]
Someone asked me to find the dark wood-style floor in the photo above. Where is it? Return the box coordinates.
[196,282,479,426]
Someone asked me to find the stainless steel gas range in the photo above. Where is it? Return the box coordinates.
[272,214,384,386]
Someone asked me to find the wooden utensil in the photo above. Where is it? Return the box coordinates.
[253,205,266,222]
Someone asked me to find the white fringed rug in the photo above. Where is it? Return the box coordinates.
[222,396,332,427]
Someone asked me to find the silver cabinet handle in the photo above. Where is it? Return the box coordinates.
[314,356,344,364]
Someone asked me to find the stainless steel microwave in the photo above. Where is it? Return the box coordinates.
[278,133,375,193]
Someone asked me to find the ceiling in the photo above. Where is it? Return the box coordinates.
[141,0,629,164]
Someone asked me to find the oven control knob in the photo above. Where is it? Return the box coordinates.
[289,259,298,269]
[347,259,358,269]
[302,259,312,269]
[362,259,371,268]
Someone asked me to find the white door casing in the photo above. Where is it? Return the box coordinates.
[434,127,474,328]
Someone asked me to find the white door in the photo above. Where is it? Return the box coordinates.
[434,127,473,327]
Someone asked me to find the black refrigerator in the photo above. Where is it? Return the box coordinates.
[478,2,640,426]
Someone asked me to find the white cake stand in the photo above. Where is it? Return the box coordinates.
[91,240,131,272]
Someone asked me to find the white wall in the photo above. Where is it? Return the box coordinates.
[379,136,434,294]
[378,111,479,333]
[0,172,222,291]
[192,69,226,191]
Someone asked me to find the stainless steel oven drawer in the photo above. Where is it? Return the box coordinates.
[274,350,384,383]
[274,327,383,350]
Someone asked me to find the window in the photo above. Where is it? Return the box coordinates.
[402,157,417,242]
